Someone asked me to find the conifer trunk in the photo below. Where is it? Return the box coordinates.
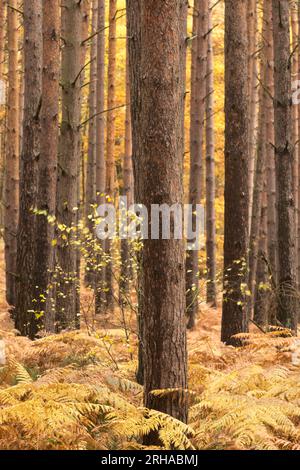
[5,0,19,307]
[120,40,134,301]
[94,0,106,314]
[33,0,60,334]
[56,0,82,330]
[186,0,208,329]
[139,0,188,423]
[105,0,117,311]
[85,0,98,287]
[221,0,249,346]
[205,1,217,307]
[248,0,258,225]
[272,0,297,333]
[15,0,42,338]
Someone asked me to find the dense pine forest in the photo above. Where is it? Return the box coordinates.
[1,0,300,452]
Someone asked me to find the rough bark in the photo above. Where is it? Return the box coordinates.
[297,2,300,290]
[291,4,298,267]
[120,40,134,302]
[272,0,297,333]
[138,0,188,424]
[15,0,42,338]
[221,0,249,346]
[248,0,269,320]
[56,0,82,330]
[5,0,19,307]
[0,0,5,77]
[254,181,268,326]
[205,1,217,307]
[265,4,277,290]
[0,0,6,229]
[248,0,258,226]
[104,0,117,311]
[33,0,60,334]
[94,0,106,314]
[126,0,143,384]
[186,0,208,329]
[85,0,98,287]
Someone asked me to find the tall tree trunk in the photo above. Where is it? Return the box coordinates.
[265,3,277,292]
[85,0,98,287]
[0,0,6,227]
[5,0,19,307]
[0,0,5,77]
[297,2,300,291]
[105,0,117,311]
[254,182,268,326]
[137,0,188,424]
[272,0,297,333]
[15,0,42,338]
[205,0,217,307]
[56,0,82,330]
[248,0,258,226]
[94,0,106,314]
[186,0,208,329]
[120,39,134,303]
[221,0,249,346]
[248,0,269,320]
[291,4,298,271]
[33,0,60,334]
[126,0,143,384]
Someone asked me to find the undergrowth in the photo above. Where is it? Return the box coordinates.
[1,303,300,450]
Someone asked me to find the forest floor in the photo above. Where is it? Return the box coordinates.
[1,245,300,450]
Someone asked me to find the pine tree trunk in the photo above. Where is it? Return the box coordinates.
[221,0,249,346]
[56,0,82,331]
[33,0,60,334]
[0,0,6,223]
[265,3,277,291]
[85,0,98,287]
[94,0,106,315]
[247,0,258,226]
[105,0,117,311]
[186,0,208,329]
[5,0,19,307]
[120,40,134,303]
[254,183,268,326]
[138,0,188,424]
[291,5,298,270]
[205,1,217,307]
[15,0,42,338]
[272,0,297,333]
[126,0,143,384]
[248,0,269,320]
[297,2,300,291]
[0,0,5,77]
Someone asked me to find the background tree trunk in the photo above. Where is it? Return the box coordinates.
[85,0,98,287]
[94,0,106,315]
[272,0,297,333]
[33,0,60,334]
[248,0,269,321]
[221,0,249,346]
[104,0,118,311]
[56,0,82,331]
[126,0,143,384]
[15,0,42,338]
[186,0,208,329]
[120,39,134,303]
[247,0,258,226]
[5,0,19,307]
[205,0,217,307]
[265,2,277,296]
